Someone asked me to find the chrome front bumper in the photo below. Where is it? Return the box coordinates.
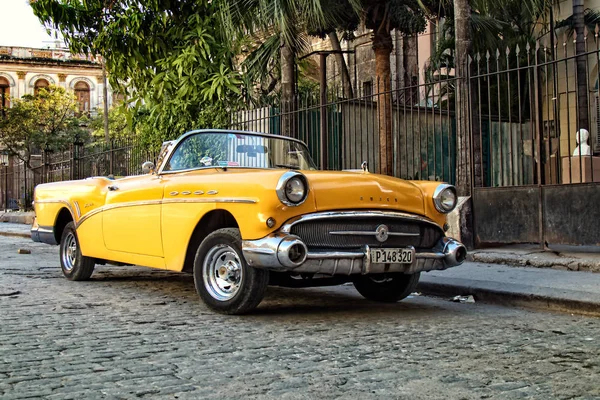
[242,235,467,276]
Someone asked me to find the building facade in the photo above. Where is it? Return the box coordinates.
[0,46,114,115]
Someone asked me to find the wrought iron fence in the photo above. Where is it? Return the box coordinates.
[469,30,600,187]
[231,63,459,184]
[0,136,159,210]
[2,27,599,212]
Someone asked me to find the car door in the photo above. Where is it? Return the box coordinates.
[102,174,165,257]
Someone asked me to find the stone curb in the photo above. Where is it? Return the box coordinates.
[467,252,600,273]
[0,231,30,239]
[0,213,35,225]
[417,280,600,318]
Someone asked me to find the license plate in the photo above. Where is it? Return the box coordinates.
[370,248,414,264]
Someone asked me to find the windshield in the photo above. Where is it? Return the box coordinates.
[163,132,317,172]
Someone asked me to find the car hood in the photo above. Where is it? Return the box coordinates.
[303,171,425,215]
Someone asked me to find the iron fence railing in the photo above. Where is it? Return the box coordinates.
[0,137,159,210]
[469,31,600,187]
[2,27,599,211]
[231,66,459,185]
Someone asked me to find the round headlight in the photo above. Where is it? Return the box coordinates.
[285,177,305,203]
[276,171,308,206]
[433,184,457,213]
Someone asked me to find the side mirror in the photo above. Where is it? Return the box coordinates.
[142,161,155,174]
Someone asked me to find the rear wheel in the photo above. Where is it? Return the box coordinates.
[59,222,95,281]
[193,228,269,315]
[353,272,420,303]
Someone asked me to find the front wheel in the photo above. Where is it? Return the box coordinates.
[59,222,95,281]
[193,228,269,315]
[353,272,420,303]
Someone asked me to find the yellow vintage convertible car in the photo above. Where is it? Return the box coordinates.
[31,129,466,314]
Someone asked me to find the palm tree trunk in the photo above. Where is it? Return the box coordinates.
[454,0,472,195]
[373,30,393,176]
[328,32,354,99]
[280,40,296,137]
[573,0,589,131]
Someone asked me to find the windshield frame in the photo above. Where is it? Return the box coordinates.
[157,129,316,175]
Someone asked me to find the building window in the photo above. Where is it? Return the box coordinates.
[34,79,50,96]
[74,81,90,113]
[363,80,373,97]
[0,77,10,112]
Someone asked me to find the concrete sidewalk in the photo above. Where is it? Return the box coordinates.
[418,263,600,317]
[0,211,34,225]
[0,221,31,238]
[1,219,599,317]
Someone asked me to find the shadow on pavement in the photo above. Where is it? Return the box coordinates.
[84,267,452,319]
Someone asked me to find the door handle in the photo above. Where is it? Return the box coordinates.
[108,185,119,191]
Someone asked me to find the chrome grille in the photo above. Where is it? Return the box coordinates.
[290,217,443,250]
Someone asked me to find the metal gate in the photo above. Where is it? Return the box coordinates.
[469,34,600,248]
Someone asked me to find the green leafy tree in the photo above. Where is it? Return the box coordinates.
[0,85,87,169]
[223,0,426,174]
[89,104,133,140]
[359,1,427,175]
[31,0,242,143]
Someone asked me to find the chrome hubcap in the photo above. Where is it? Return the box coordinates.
[203,244,243,301]
[62,232,77,272]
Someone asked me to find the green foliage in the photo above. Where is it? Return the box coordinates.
[89,104,134,139]
[0,85,88,168]
[362,0,427,35]
[424,0,558,68]
[222,0,426,103]
[555,8,600,35]
[422,0,561,114]
[31,0,243,143]
[133,100,233,148]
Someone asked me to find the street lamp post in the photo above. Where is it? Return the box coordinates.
[0,151,8,211]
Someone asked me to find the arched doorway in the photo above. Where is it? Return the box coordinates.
[34,78,50,96]
[74,81,90,113]
[0,77,10,111]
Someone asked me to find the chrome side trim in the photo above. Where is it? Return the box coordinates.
[76,198,257,228]
[280,211,443,233]
[75,207,104,227]
[329,230,420,237]
[170,191,179,196]
[77,201,162,228]
[73,201,81,218]
[161,198,256,205]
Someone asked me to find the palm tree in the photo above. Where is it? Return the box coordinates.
[558,5,600,132]
[221,0,324,135]
[359,1,427,175]
[223,1,429,174]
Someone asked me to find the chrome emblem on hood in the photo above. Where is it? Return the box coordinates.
[375,224,389,242]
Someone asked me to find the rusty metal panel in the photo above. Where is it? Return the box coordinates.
[473,186,540,245]
[543,184,600,246]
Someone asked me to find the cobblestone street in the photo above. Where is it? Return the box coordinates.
[1,235,599,400]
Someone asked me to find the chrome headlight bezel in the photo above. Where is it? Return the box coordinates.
[276,171,309,206]
[433,184,457,213]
